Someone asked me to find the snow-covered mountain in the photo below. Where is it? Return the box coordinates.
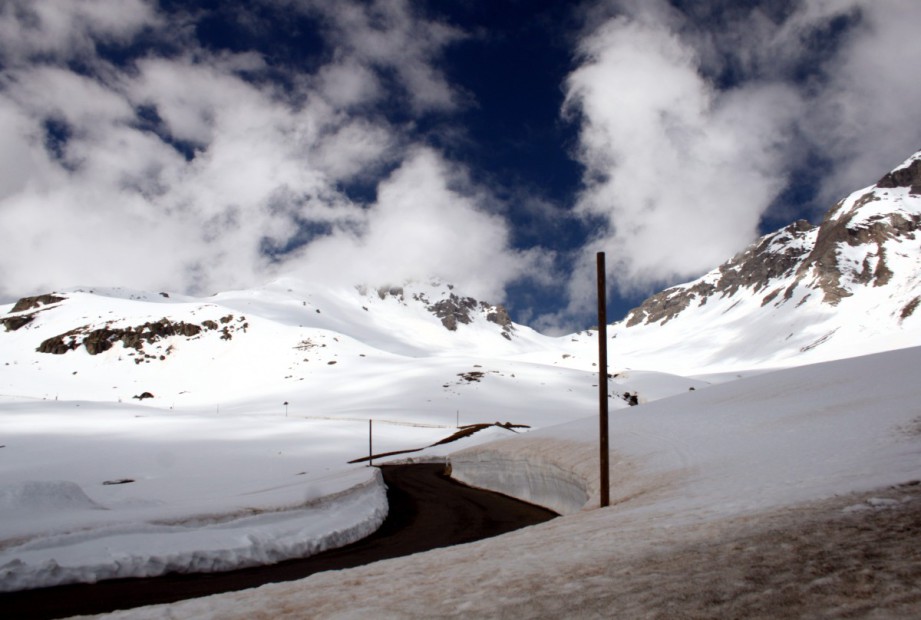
[0,280,613,591]
[609,150,921,372]
[0,279,557,407]
[4,152,921,402]
[4,152,921,598]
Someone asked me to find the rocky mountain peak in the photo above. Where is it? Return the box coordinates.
[371,281,515,339]
[625,219,816,327]
[625,150,921,327]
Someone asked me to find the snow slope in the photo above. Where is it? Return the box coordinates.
[95,344,921,619]
[454,345,921,518]
[604,150,921,373]
[0,279,630,590]
[4,151,921,606]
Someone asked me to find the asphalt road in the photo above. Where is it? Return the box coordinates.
[0,463,557,619]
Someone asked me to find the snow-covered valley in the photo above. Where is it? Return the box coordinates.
[99,344,921,619]
[2,151,921,616]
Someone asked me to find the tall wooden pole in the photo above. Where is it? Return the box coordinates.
[597,252,610,507]
[369,419,373,467]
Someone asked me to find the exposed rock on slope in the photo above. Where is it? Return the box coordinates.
[1,294,67,332]
[625,220,815,327]
[375,283,516,339]
[11,294,67,313]
[876,156,921,192]
[626,151,921,327]
[36,316,248,357]
[427,295,514,339]
[618,150,921,368]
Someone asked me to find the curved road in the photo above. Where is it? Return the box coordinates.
[0,463,556,620]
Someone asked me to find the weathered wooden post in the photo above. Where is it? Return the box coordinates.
[597,252,610,508]
[368,419,373,467]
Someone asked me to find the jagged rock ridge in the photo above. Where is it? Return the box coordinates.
[626,220,815,327]
[625,150,921,328]
[376,284,515,339]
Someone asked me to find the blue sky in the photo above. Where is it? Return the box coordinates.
[1,1,920,333]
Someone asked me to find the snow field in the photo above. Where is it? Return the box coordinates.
[0,356,597,592]
[0,399,455,591]
[0,372,622,593]
[94,345,921,619]
[4,268,921,611]
[456,346,921,522]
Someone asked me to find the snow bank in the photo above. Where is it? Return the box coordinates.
[453,346,921,524]
[69,346,921,619]
[451,439,594,515]
[99,482,921,620]
[0,469,387,592]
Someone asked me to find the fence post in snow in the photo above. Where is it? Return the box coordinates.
[597,252,610,508]
[369,419,373,467]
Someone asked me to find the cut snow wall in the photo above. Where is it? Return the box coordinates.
[0,469,388,592]
[450,438,597,515]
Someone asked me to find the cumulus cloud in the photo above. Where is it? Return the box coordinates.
[555,0,921,324]
[301,0,467,113]
[5,0,920,332]
[563,5,799,304]
[0,50,348,295]
[0,0,158,65]
[0,0,529,304]
[293,148,531,302]
[796,0,921,201]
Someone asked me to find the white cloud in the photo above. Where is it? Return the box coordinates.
[555,0,921,326]
[311,119,397,182]
[796,0,921,202]
[0,0,533,307]
[0,0,158,65]
[13,0,918,330]
[314,59,383,109]
[302,0,466,113]
[563,9,799,306]
[294,148,530,302]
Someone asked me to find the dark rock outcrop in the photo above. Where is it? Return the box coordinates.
[38,319,205,356]
[1,314,36,332]
[429,295,478,331]
[10,294,65,313]
[2,294,66,332]
[624,152,921,327]
[626,220,814,327]
[876,157,921,194]
[426,293,515,339]
[486,306,513,331]
[377,286,404,301]
[793,195,919,305]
